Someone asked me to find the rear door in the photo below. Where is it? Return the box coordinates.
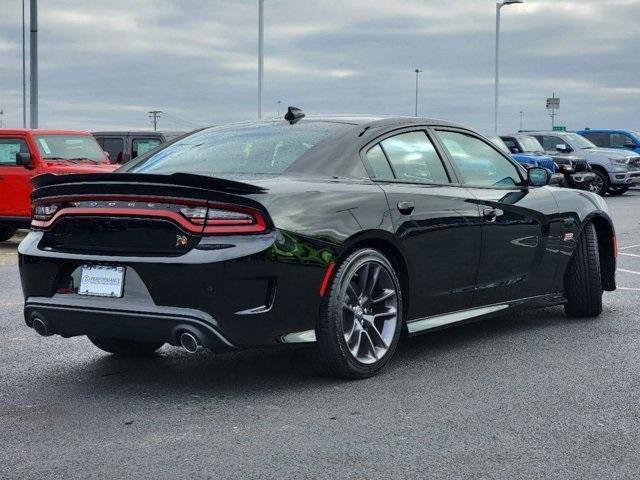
[131,136,163,160]
[362,128,482,319]
[0,136,36,218]
[433,128,559,306]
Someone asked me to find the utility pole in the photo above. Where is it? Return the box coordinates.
[29,0,38,128]
[414,69,422,117]
[276,100,282,117]
[148,110,162,131]
[0,109,4,128]
[22,0,27,128]
[258,0,264,119]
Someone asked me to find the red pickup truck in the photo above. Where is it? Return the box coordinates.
[0,129,117,241]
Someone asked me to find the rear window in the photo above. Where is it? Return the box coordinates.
[129,122,349,176]
[34,135,106,162]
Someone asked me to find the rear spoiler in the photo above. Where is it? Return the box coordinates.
[31,172,266,195]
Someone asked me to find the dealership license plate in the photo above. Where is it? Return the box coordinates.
[78,265,125,297]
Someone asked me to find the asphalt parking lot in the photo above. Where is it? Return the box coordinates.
[1,190,640,480]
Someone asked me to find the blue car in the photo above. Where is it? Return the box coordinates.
[578,129,640,155]
[489,136,557,173]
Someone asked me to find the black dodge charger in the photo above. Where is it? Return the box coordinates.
[18,110,617,378]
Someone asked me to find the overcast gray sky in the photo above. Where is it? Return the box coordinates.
[0,0,638,134]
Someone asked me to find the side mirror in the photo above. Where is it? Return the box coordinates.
[528,167,550,187]
[556,144,571,153]
[549,173,565,186]
[16,152,32,167]
[623,140,637,149]
[509,147,519,154]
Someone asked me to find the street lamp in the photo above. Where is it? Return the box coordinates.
[258,0,264,120]
[494,0,523,136]
[414,69,422,117]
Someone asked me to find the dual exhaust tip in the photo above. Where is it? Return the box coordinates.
[31,315,203,354]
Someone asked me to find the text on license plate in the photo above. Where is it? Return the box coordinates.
[79,265,125,297]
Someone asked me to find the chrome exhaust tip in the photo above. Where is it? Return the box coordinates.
[179,332,202,354]
[32,317,53,337]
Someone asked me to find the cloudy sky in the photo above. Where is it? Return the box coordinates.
[0,0,638,134]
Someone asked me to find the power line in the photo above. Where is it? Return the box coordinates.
[148,110,162,131]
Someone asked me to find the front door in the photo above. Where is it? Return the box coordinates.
[362,129,482,319]
[433,128,559,306]
[0,137,34,218]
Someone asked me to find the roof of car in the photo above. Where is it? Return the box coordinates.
[92,130,185,136]
[0,128,93,136]
[577,128,635,133]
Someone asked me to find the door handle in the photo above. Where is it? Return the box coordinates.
[397,201,415,215]
[482,207,497,221]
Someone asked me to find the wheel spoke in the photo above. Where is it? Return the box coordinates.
[349,329,362,357]
[365,264,380,298]
[362,331,378,360]
[367,323,388,349]
[357,264,370,296]
[347,283,359,302]
[370,288,395,304]
[343,317,357,343]
[370,307,397,321]
[343,302,356,313]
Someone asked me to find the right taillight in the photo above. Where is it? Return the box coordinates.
[180,204,267,234]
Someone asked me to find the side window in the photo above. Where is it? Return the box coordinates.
[101,137,124,163]
[132,138,162,158]
[501,138,520,153]
[0,138,28,165]
[436,130,522,188]
[583,132,608,147]
[610,133,630,148]
[379,131,450,183]
[365,144,394,180]
[537,135,564,151]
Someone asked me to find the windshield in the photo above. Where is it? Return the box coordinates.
[34,135,107,162]
[129,121,350,176]
[489,137,510,154]
[518,136,544,152]
[564,133,597,150]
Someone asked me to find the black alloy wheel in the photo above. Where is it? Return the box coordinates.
[316,248,403,379]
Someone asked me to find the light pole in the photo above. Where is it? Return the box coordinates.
[414,68,422,117]
[258,0,264,120]
[29,0,38,128]
[276,100,282,117]
[494,0,523,136]
[519,110,524,131]
[22,0,27,128]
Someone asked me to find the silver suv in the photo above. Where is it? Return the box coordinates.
[529,131,640,196]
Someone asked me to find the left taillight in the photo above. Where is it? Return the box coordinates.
[179,204,267,234]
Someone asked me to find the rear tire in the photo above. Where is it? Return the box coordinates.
[315,248,403,379]
[564,222,603,318]
[88,336,164,356]
[607,186,629,196]
[0,226,17,242]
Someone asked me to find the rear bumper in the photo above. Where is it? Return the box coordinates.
[25,297,237,352]
[18,230,334,348]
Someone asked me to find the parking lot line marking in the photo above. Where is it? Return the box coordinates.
[618,287,640,291]
[619,243,640,250]
[618,268,640,275]
[620,252,640,258]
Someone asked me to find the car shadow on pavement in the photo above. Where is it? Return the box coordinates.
[48,304,593,397]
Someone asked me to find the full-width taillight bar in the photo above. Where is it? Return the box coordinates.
[30,195,268,235]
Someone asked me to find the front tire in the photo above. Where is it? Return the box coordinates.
[0,226,17,242]
[88,336,164,356]
[316,249,403,379]
[564,222,603,318]
[588,170,610,196]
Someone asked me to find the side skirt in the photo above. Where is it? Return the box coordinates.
[406,293,566,335]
